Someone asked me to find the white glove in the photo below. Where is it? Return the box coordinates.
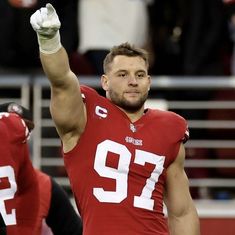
[30,3,62,54]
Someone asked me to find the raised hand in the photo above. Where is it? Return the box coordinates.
[30,4,61,53]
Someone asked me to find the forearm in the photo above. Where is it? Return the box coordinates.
[40,47,72,86]
[168,207,200,235]
[31,3,85,142]
[31,4,73,86]
[46,178,83,235]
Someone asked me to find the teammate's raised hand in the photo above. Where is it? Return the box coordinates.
[30,4,62,54]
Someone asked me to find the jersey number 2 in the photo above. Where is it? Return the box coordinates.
[0,166,17,225]
[93,140,165,211]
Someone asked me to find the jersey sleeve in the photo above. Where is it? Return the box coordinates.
[80,85,99,104]
[168,111,189,144]
[174,111,189,143]
[157,110,189,165]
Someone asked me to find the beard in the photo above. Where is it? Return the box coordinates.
[108,89,148,113]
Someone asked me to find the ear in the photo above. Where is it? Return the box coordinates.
[101,74,109,91]
[148,75,151,91]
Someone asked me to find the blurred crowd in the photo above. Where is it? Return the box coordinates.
[1,0,235,76]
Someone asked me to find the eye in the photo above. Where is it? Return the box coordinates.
[118,72,127,78]
[136,72,145,79]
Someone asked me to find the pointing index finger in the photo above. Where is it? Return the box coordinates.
[46,3,55,16]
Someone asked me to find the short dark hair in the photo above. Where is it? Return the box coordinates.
[103,42,149,73]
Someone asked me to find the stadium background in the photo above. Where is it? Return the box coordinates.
[1,0,235,234]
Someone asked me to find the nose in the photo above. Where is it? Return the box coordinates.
[128,75,138,86]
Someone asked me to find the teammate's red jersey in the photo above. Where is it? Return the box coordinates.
[63,86,189,235]
[0,112,39,234]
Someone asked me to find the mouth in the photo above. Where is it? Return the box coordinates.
[125,91,140,97]
[125,90,140,94]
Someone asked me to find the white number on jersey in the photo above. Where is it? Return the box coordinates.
[0,166,17,225]
[93,140,165,211]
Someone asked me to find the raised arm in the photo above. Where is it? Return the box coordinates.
[164,143,200,235]
[30,4,86,152]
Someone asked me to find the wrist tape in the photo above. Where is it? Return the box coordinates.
[37,31,62,54]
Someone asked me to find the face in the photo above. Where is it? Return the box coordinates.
[101,55,151,113]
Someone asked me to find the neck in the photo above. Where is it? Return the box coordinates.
[119,106,145,122]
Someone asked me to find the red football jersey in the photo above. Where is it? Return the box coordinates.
[0,112,39,234]
[63,86,189,235]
